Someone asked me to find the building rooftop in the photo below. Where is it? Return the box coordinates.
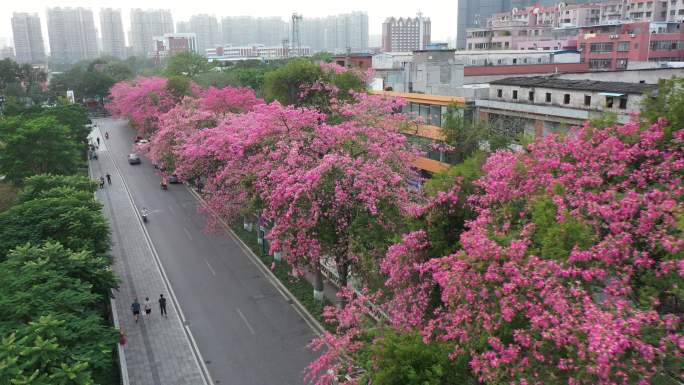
[490,76,657,94]
[455,49,578,55]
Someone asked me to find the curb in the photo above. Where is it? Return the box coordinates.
[185,186,327,336]
[87,131,130,385]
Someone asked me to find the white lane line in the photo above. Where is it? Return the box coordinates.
[183,226,193,241]
[236,308,256,335]
[204,259,216,276]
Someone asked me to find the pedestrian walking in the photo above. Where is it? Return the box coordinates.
[106,173,111,185]
[144,297,152,319]
[99,176,105,189]
[159,294,167,317]
[131,299,141,323]
[96,137,100,146]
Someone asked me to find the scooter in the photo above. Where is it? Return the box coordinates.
[160,181,168,190]
[141,208,148,223]
[105,132,109,140]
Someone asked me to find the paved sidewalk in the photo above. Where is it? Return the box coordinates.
[89,130,207,385]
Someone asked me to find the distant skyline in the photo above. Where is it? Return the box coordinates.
[0,0,457,52]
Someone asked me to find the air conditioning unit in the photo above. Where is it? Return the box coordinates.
[629,33,636,37]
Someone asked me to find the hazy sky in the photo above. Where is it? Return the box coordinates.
[0,0,458,48]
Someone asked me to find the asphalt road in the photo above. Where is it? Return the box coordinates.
[95,118,319,385]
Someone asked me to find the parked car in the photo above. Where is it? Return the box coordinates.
[128,153,141,164]
[168,174,180,184]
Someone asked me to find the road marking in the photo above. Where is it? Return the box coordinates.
[168,205,175,214]
[236,308,256,335]
[204,259,216,276]
[183,226,193,241]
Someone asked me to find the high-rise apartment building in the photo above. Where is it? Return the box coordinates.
[47,7,99,64]
[100,9,126,58]
[176,21,190,33]
[11,12,46,64]
[221,16,287,46]
[189,15,220,55]
[457,0,514,48]
[300,12,369,53]
[130,9,174,56]
[382,14,431,52]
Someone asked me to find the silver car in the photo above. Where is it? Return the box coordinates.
[128,153,141,164]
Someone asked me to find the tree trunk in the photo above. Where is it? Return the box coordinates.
[313,264,325,302]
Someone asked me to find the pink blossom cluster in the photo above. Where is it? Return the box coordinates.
[106,76,180,136]
[307,120,684,385]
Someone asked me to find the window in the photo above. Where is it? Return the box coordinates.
[513,90,518,99]
[497,89,503,98]
[564,94,570,104]
[584,95,591,105]
[589,59,613,69]
[617,42,630,51]
[606,96,614,108]
[619,97,628,109]
[429,105,442,127]
[546,92,552,102]
[616,58,628,69]
[590,42,614,52]
[529,91,534,101]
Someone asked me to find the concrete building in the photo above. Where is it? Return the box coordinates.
[11,12,45,64]
[130,9,174,57]
[382,15,431,52]
[478,76,656,138]
[300,12,369,53]
[153,33,197,62]
[221,16,287,46]
[579,21,684,69]
[189,15,220,55]
[332,53,373,70]
[100,9,126,59]
[206,44,310,61]
[47,7,98,64]
[373,49,465,96]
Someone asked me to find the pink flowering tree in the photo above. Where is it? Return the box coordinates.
[146,85,263,172]
[175,96,416,296]
[106,76,200,136]
[307,120,684,385]
[199,86,263,115]
[106,76,176,136]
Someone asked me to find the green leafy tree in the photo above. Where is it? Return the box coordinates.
[364,331,475,385]
[166,75,194,101]
[442,104,512,164]
[18,174,97,203]
[0,116,81,184]
[40,103,92,145]
[641,76,684,138]
[263,59,325,105]
[0,190,109,258]
[0,243,118,384]
[164,52,212,78]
